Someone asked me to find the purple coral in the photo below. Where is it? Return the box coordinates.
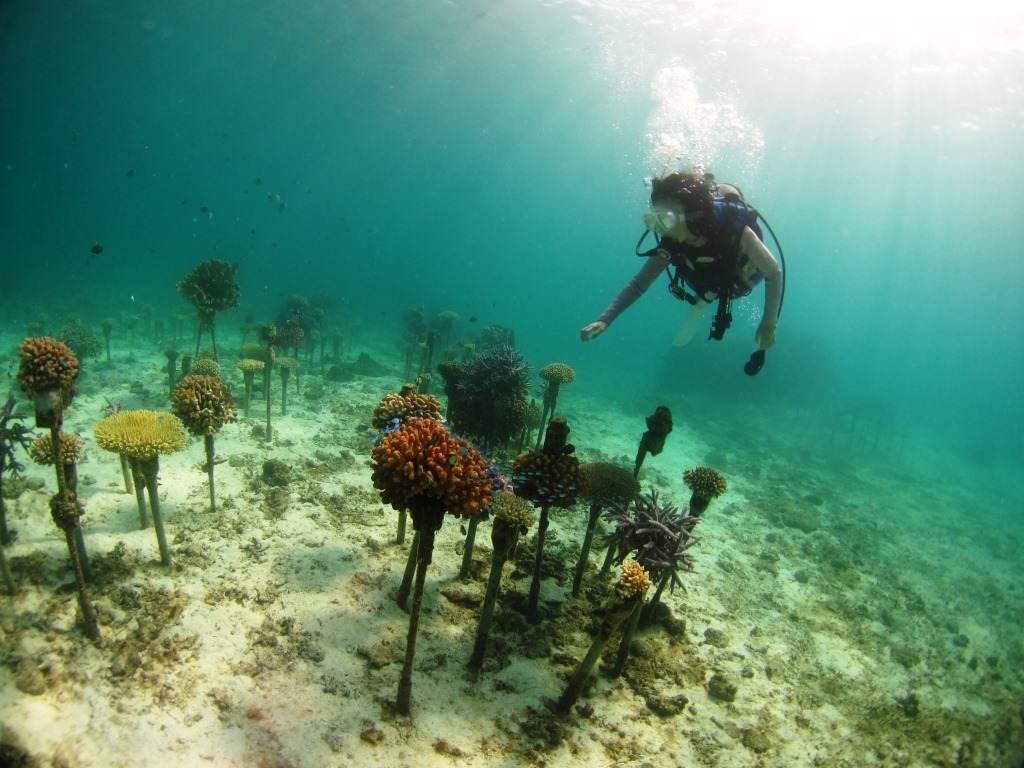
[603,490,700,590]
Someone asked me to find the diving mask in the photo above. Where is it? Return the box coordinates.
[642,207,703,236]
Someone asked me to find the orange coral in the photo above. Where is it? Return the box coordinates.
[371,418,492,520]
[17,337,79,395]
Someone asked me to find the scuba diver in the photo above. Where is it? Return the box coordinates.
[580,169,785,375]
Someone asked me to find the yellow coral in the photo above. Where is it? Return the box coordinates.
[237,358,266,375]
[29,432,83,465]
[190,358,222,378]
[539,363,576,384]
[618,560,652,598]
[491,491,534,529]
[682,466,728,499]
[94,410,187,459]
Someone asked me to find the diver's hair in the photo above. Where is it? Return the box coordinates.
[650,171,715,235]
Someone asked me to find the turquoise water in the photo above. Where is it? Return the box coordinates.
[2,0,1022,762]
[3,1,1022,458]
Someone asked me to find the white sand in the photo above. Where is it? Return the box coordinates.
[1,338,1022,767]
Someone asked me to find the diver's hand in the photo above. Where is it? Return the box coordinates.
[580,321,607,342]
[755,322,776,350]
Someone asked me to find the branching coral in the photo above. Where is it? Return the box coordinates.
[554,560,652,714]
[177,259,241,313]
[573,462,640,597]
[176,259,240,361]
[19,338,97,639]
[372,384,443,431]
[604,490,700,650]
[441,345,531,451]
[17,337,80,394]
[468,491,536,674]
[682,466,728,517]
[536,363,575,448]
[29,431,83,467]
[491,490,535,531]
[172,375,237,514]
[30,430,90,582]
[539,362,575,385]
[276,321,305,354]
[371,417,492,521]
[511,450,582,509]
[57,320,103,362]
[94,411,188,459]
[17,337,80,427]
[617,559,653,599]
[603,490,699,584]
[478,324,515,350]
[512,417,585,623]
[190,357,222,378]
[370,417,492,715]
[171,375,237,437]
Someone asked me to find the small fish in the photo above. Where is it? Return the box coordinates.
[89,243,103,255]
[468,316,477,323]
[448,455,460,466]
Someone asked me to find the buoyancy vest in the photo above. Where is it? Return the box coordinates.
[633,181,786,342]
[657,198,765,305]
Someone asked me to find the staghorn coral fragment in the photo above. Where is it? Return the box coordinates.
[554,560,651,714]
[603,490,699,585]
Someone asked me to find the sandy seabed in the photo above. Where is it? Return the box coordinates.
[1,334,1022,768]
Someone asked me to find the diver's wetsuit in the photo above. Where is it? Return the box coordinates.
[597,230,783,331]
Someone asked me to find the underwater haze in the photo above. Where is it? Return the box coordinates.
[2,0,1023,763]
[3,0,1023,460]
